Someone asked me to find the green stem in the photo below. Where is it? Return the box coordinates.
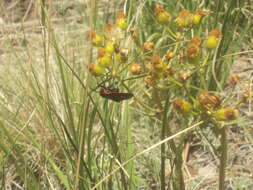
[173,139,185,190]
[152,87,166,190]
[160,97,169,190]
[219,127,227,190]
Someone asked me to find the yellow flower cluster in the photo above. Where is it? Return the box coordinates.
[87,11,129,77]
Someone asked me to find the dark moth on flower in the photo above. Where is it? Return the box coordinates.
[99,86,133,102]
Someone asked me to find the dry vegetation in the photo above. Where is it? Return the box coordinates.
[0,0,252,189]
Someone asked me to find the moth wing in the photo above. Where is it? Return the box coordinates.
[99,87,133,102]
[109,92,133,102]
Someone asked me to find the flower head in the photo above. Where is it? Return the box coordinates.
[116,11,127,30]
[185,43,201,58]
[88,64,104,76]
[105,40,117,55]
[129,63,142,75]
[88,30,104,47]
[173,98,192,114]
[198,91,221,109]
[165,52,175,60]
[205,29,221,49]
[175,10,194,28]
[143,42,154,52]
[214,108,239,121]
[155,4,170,24]
[193,9,212,25]
[151,55,165,72]
[209,28,221,38]
[98,55,112,68]
[184,37,202,64]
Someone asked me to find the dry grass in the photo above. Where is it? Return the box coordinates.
[0,1,253,189]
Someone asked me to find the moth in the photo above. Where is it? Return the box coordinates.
[99,86,133,102]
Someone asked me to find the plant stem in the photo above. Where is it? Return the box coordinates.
[154,90,185,190]
[152,88,165,190]
[173,142,185,190]
[160,97,169,190]
[152,87,168,190]
[219,127,227,190]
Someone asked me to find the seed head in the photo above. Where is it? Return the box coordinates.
[144,75,155,85]
[209,28,221,38]
[143,42,154,52]
[129,63,142,75]
[165,52,175,60]
[178,71,192,82]
[151,55,164,72]
[214,108,239,121]
[229,74,240,86]
[198,91,221,109]
[175,10,194,28]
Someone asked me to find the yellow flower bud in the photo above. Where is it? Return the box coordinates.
[205,36,218,49]
[98,55,112,67]
[92,34,104,47]
[157,12,170,24]
[105,43,115,55]
[193,14,201,25]
[87,30,104,47]
[193,9,212,25]
[155,4,170,24]
[175,17,186,28]
[87,64,104,76]
[116,11,127,30]
[116,18,127,30]
[214,108,239,121]
[173,98,192,114]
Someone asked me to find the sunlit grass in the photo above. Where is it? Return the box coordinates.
[0,0,252,190]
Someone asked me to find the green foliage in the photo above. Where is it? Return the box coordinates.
[0,0,252,190]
